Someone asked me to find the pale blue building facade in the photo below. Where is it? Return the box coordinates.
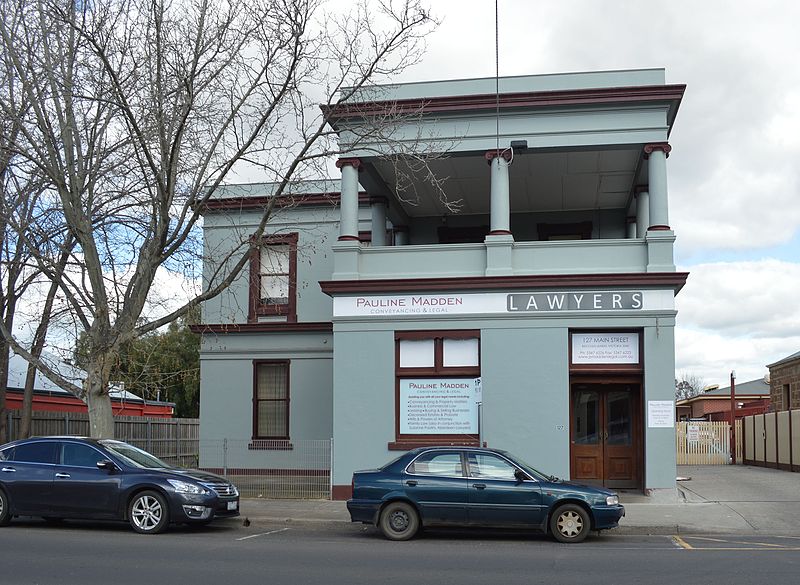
[198,69,687,499]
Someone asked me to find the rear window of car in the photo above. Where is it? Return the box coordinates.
[12,441,58,464]
[407,452,463,477]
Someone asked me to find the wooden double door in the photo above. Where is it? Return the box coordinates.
[570,382,641,489]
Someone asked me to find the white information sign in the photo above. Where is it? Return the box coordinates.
[648,400,675,428]
[400,378,480,434]
[687,424,700,443]
[571,333,639,364]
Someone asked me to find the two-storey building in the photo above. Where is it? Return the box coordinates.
[197,68,688,499]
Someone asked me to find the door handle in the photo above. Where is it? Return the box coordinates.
[472,483,487,490]
[55,473,71,479]
[1,467,15,473]
[405,480,417,487]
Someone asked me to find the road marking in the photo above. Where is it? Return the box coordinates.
[236,528,290,541]
[689,536,785,548]
[672,536,693,550]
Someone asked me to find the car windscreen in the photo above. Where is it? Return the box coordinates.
[99,440,172,469]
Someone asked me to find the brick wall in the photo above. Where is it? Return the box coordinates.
[770,357,800,410]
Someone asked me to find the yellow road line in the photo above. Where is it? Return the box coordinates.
[672,536,693,549]
[688,536,787,548]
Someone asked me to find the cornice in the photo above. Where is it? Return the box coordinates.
[320,272,689,295]
[190,322,333,334]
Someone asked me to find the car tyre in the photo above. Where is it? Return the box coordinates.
[0,489,10,526]
[379,501,419,541]
[550,503,590,543]
[128,490,169,534]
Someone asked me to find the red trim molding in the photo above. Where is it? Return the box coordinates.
[320,272,689,295]
[335,157,362,169]
[388,440,480,450]
[323,84,686,119]
[485,149,513,164]
[332,485,353,501]
[648,225,671,231]
[643,142,672,159]
[189,322,333,334]
[202,192,370,212]
[337,235,361,241]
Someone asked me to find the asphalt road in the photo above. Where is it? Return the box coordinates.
[2,518,800,585]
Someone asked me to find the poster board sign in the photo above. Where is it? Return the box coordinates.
[400,378,480,434]
[571,333,639,364]
[648,400,675,428]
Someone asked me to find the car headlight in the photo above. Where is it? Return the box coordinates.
[167,479,210,495]
[605,495,619,506]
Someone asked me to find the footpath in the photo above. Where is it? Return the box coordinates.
[237,465,800,536]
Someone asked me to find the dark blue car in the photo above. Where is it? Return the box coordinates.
[0,436,239,534]
[347,446,624,543]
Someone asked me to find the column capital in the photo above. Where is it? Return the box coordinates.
[634,185,649,196]
[335,157,363,170]
[485,149,513,165]
[643,142,672,159]
[626,216,637,224]
[369,195,388,205]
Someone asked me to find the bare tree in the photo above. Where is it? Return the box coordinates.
[0,0,437,438]
[675,372,708,401]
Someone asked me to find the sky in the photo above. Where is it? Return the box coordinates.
[372,0,799,388]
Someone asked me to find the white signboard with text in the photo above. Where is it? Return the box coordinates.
[571,333,640,364]
[400,378,481,434]
[648,400,675,428]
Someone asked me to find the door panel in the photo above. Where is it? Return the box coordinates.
[570,384,640,489]
[465,453,543,526]
[403,451,468,525]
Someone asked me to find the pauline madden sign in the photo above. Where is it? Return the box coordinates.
[334,290,673,317]
[400,378,481,434]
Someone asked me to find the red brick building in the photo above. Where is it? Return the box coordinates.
[768,351,800,411]
[676,377,771,422]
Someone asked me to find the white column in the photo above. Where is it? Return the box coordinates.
[635,189,650,238]
[370,197,387,246]
[336,158,361,241]
[645,143,672,230]
[486,150,512,235]
[394,227,408,246]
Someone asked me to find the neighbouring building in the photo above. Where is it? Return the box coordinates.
[768,351,800,411]
[5,354,175,419]
[196,68,688,498]
[675,378,771,422]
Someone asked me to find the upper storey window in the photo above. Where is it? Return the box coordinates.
[249,233,298,322]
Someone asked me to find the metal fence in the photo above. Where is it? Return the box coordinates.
[5,410,200,468]
[199,439,332,499]
[743,410,800,471]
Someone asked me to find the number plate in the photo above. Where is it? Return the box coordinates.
[227,501,238,511]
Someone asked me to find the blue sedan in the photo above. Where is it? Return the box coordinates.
[0,436,239,534]
[347,446,624,543]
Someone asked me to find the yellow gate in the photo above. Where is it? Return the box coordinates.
[676,421,731,465]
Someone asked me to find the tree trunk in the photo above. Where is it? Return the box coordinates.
[84,356,116,438]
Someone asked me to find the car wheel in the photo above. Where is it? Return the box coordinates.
[128,490,169,534]
[550,503,590,543]
[379,501,419,541]
[0,489,10,526]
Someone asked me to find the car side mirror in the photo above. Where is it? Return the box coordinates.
[97,460,117,473]
[514,468,527,482]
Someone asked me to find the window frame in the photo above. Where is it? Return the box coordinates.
[248,233,298,323]
[252,360,291,442]
[391,330,481,450]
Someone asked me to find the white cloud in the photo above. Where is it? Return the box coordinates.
[676,259,800,385]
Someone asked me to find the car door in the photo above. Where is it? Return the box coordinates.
[402,450,468,525]
[50,442,122,519]
[0,441,58,515]
[466,452,544,527]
